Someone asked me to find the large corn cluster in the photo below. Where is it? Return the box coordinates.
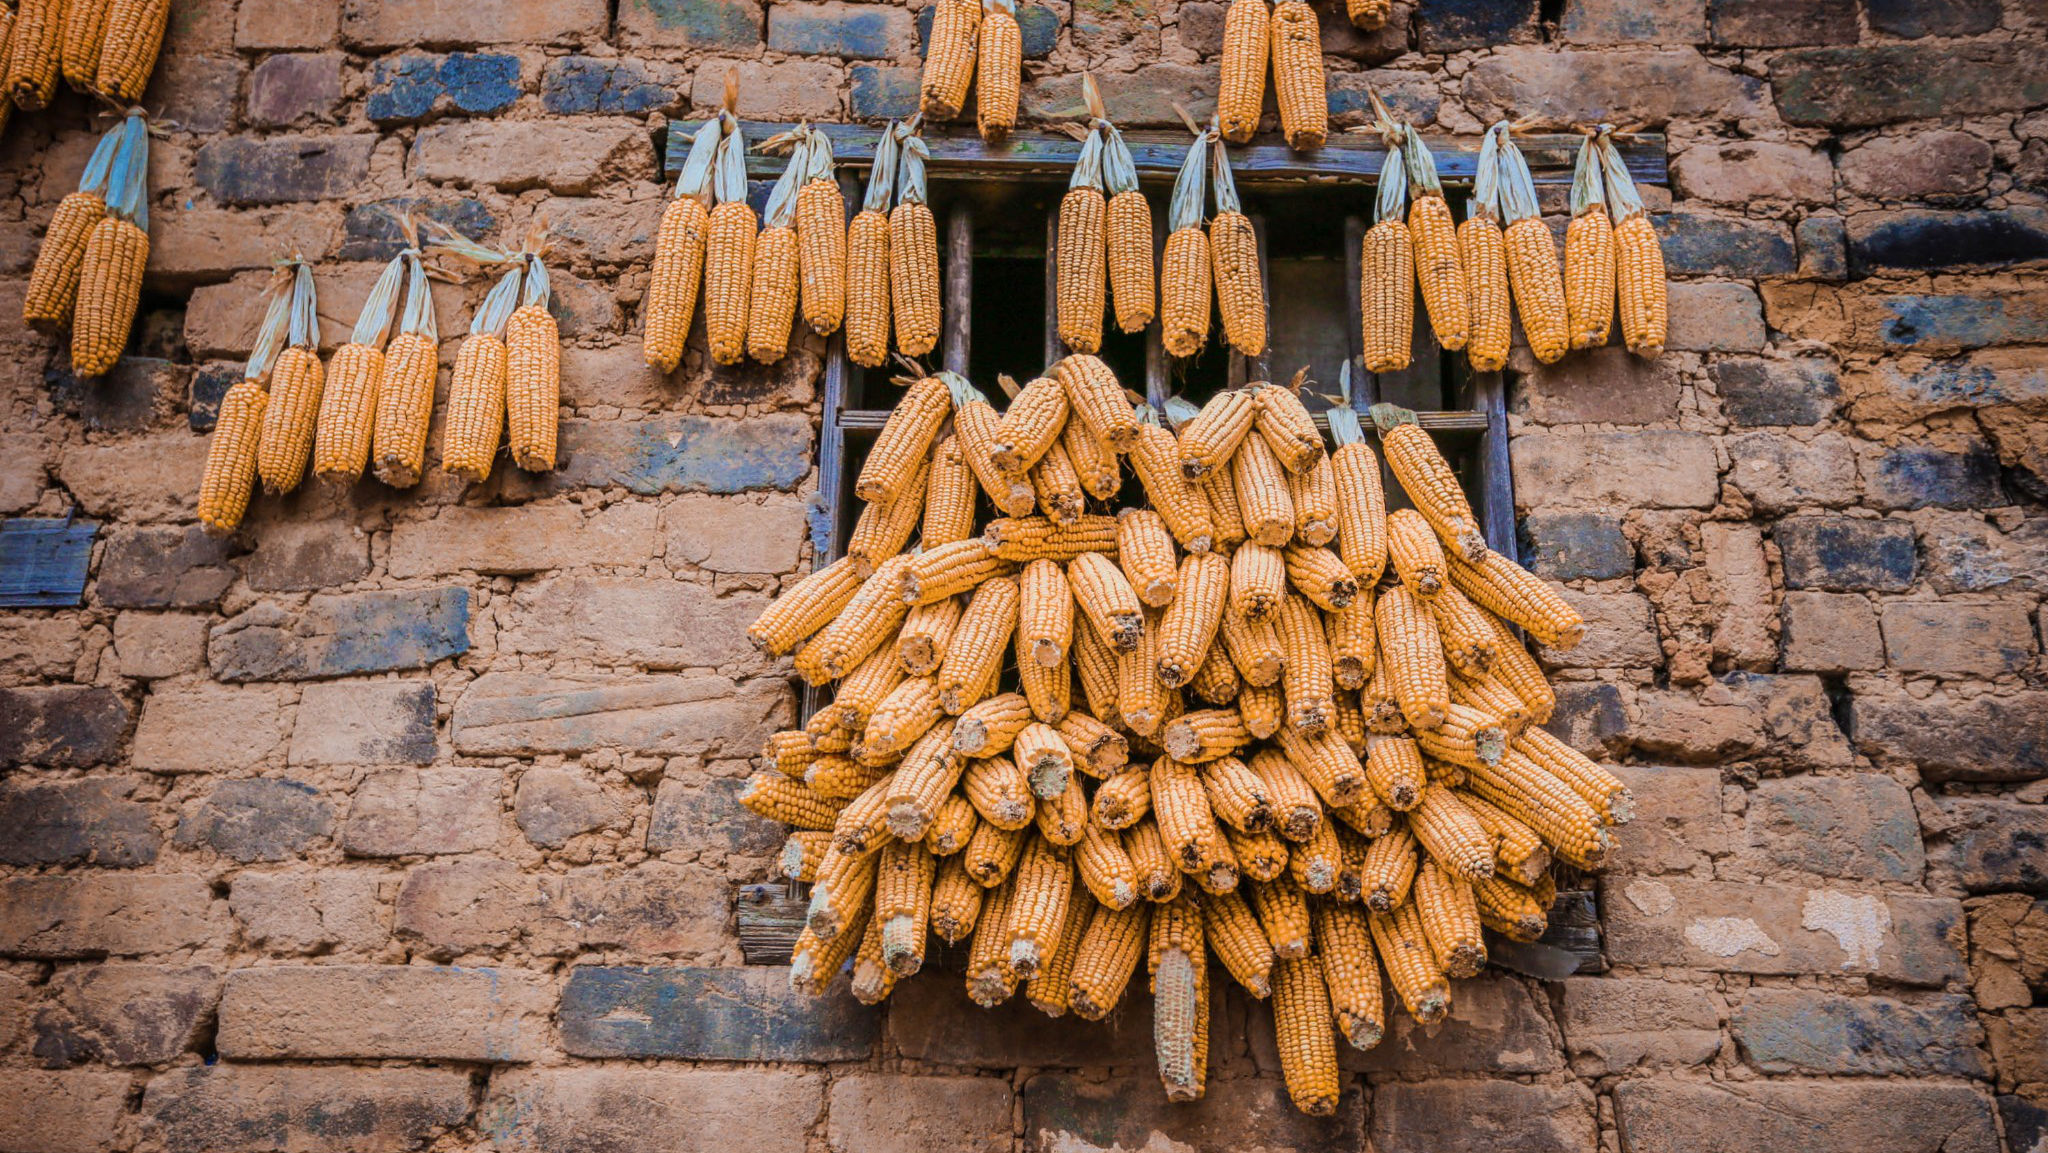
[744,360,1626,1115]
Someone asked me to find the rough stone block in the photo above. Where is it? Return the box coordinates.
[1668,281,1766,352]
[1512,430,1719,510]
[387,502,657,577]
[1732,989,1986,1076]
[218,965,551,1061]
[1655,212,1798,277]
[1463,47,1766,126]
[483,1068,822,1153]
[143,1065,473,1153]
[1415,0,1536,51]
[247,53,344,126]
[1520,511,1633,582]
[503,578,768,668]
[34,964,218,1067]
[1516,346,1678,425]
[1870,291,2048,353]
[1607,765,1727,873]
[343,767,502,857]
[1338,972,1561,1074]
[647,775,785,856]
[1535,588,1663,669]
[1969,894,2048,1011]
[114,612,209,679]
[661,493,808,574]
[1774,43,2048,128]
[209,587,470,682]
[1707,0,1854,45]
[1602,876,1965,985]
[455,673,792,758]
[1672,140,1834,204]
[1796,215,1849,280]
[289,681,437,766]
[367,52,523,121]
[1864,0,1999,37]
[1369,1081,1596,1153]
[1742,774,1925,884]
[515,768,623,847]
[242,519,373,591]
[1881,600,2035,678]
[541,56,680,116]
[890,976,1155,1068]
[0,687,132,769]
[768,2,914,58]
[1559,976,1720,1072]
[1848,208,2048,276]
[0,616,84,679]
[236,0,338,48]
[1562,0,1707,44]
[1542,682,1630,756]
[1916,511,2048,596]
[829,1075,1012,1153]
[617,0,765,48]
[1023,64,1219,126]
[339,197,495,262]
[1850,688,2048,782]
[536,414,814,495]
[0,432,48,512]
[97,524,238,608]
[0,875,225,958]
[1938,798,2048,894]
[1775,517,1916,592]
[559,966,878,1061]
[1866,441,2004,511]
[412,121,657,194]
[174,778,333,863]
[393,858,538,955]
[194,135,378,205]
[686,58,842,118]
[1613,1080,1997,1153]
[848,63,919,120]
[1023,1074,1364,1153]
[1987,1009,2048,1093]
[0,778,156,867]
[1725,430,1859,514]
[545,862,730,959]
[46,356,189,431]
[132,684,290,773]
[229,870,386,955]
[1840,131,1994,201]
[0,1071,130,1153]
[1780,592,1883,672]
[344,0,609,48]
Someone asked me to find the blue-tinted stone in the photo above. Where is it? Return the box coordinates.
[1850,208,2048,277]
[367,53,519,122]
[367,55,442,122]
[188,363,239,433]
[440,53,521,113]
[1543,682,1629,757]
[1521,512,1633,581]
[1796,216,1848,281]
[1732,991,1986,1076]
[46,357,187,432]
[98,525,238,609]
[769,2,911,58]
[0,687,131,768]
[1416,0,1538,52]
[1710,357,1839,426]
[559,966,878,1060]
[0,779,157,867]
[1655,213,1795,278]
[542,56,676,115]
[538,415,814,496]
[1864,0,1999,38]
[1943,799,2048,893]
[338,198,494,262]
[1867,441,2004,511]
[630,0,763,46]
[194,135,376,205]
[849,62,919,120]
[1776,517,1916,592]
[2003,1097,2048,1153]
[1018,5,1060,57]
[1775,43,2048,128]
[173,779,333,863]
[1878,293,2048,351]
[209,587,471,682]
[1849,691,2048,783]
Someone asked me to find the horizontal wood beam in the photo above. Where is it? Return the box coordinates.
[667,122,1667,188]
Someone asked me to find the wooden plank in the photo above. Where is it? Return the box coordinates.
[1471,369,1518,556]
[671,123,1669,188]
[1042,209,1061,370]
[738,881,973,969]
[0,518,98,608]
[1248,213,1273,385]
[944,202,974,376]
[834,408,1488,433]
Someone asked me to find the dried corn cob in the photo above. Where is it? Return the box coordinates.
[900,538,1015,605]
[1057,122,1108,354]
[876,837,938,975]
[1461,127,1513,372]
[1415,859,1486,978]
[1479,611,1556,723]
[931,853,984,938]
[1327,597,1377,690]
[1063,417,1122,499]
[1269,1,1326,151]
[1363,654,1404,733]
[750,556,863,656]
[1130,412,1216,553]
[790,911,869,995]
[1359,824,1418,912]
[196,270,294,535]
[1497,126,1569,365]
[848,456,930,577]
[1283,543,1359,612]
[858,374,953,504]
[1161,126,1215,359]
[1189,644,1243,706]
[796,556,915,683]
[1377,585,1449,731]
[1513,725,1633,824]
[1362,135,1416,374]
[1198,887,1274,997]
[1410,783,1495,881]
[1118,608,1169,738]
[992,373,1069,473]
[1210,144,1267,356]
[1387,508,1447,599]
[882,722,966,837]
[782,830,832,882]
[951,376,1040,515]
[1016,558,1076,673]
[1015,721,1076,799]
[1073,616,1123,728]
[1238,680,1283,739]
[1115,509,1179,607]
[1156,552,1228,687]
[866,676,947,758]
[1254,377,1326,475]
[1403,124,1469,352]
[23,125,117,332]
[984,514,1117,563]
[1154,756,1239,891]
[1273,721,1368,809]
[1289,455,1339,546]
[1598,125,1667,359]
[440,260,521,484]
[1447,550,1585,650]
[645,117,718,372]
[1370,403,1488,563]
[832,777,895,856]
[71,114,150,378]
[1271,955,1339,1115]
[1093,764,1153,830]
[965,819,1029,887]
[1078,820,1139,910]
[1071,900,1149,1018]
[1276,593,1334,735]
[1152,893,1211,1101]
[1315,904,1385,1049]
[846,126,898,367]
[1068,550,1144,652]
[1218,606,1284,687]
[1035,771,1088,845]
[1161,708,1250,765]
[371,243,441,488]
[790,127,847,337]
[742,773,848,832]
[966,876,1019,1004]
[747,135,804,364]
[1288,815,1341,894]
[891,125,941,356]
[91,0,165,101]
[974,0,1021,141]
[1464,748,1608,870]
[1217,0,1268,144]
[1232,432,1295,548]
[1102,122,1156,333]
[1006,835,1076,977]
[953,692,1034,759]
[1228,542,1284,623]
[849,914,896,1005]
[937,576,1018,714]
[1179,389,1256,482]
[1027,887,1090,1015]
[1128,817,1181,901]
[1054,353,1139,451]
[1057,711,1128,777]
[59,0,107,91]
[1249,876,1311,958]
[505,254,559,472]
[807,753,888,801]
[921,0,981,119]
[1201,754,1274,833]
[7,0,63,108]
[1473,871,1550,942]
[704,114,757,366]
[253,262,326,494]
[1565,132,1615,352]
[1364,732,1425,811]
[312,253,405,485]
[1327,380,1390,583]
[1427,583,1496,679]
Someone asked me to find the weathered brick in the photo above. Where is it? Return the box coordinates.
[1916,511,2048,596]
[830,1075,1012,1153]
[687,58,842,118]
[1464,47,1766,125]
[0,874,226,958]
[541,56,680,116]
[1516,346,1678,425]
[1970,894,2048,1011]
[534,414,815,495]
[174,778,333,863]
[1864,0,1999,37]
[393,858,537,954]
[1938,798,2048,894]
[338,197,495,262]
[1866,441,2005,511]
[344,0,608,48]
[289,680,437,767]
[514,767,623,847]
[1840,131,1993,201]
[1520,512,1633,581]
[545,862,730,958]
[1562,0,1707,44]
[1559,976,1721,1072]
[1536,588,1663,669]
[1414,0,1535,51]
[0,1070,130,1153]
[1849,208,2048,276]
[230,870,386,954]
[1655,212,1798,277]
[455,672,791,758]
[1987,1009,2048,1093]
[210,587,470,682]
[0,686,131,769]
[0,615,84,679]
[768,2,914,58]
[218,965,551,1061]
[618,0,764,48]
[560,966,877,1060]
[1732,989,1985,1076]
[243,520,372,592]
[114,612,210,679]
[1708,0,1854,45]
[848,62,919,119]
[1867,291,2048,354]
[1700,521,1775,667]
[662,493,808,574]
[412,121,657,194]
[343,766,502,858]
[1336,972,1560,1074]
[2006,1096,2048,1153]
[1023,1074,1364,1153]
[1844,353,2047,434]
[57,435,211,522]
[187,363,239,431]
[1672,140,1834,204]
[98,524,237,609]
[132,684,290,773]
[1710,357,1838,426]
[1513,430,1719,510]
[1775,516,1916,592]
[194,135,378,205]
[1725,430,1859,513]
[1024,64,1219,127]
[247,53,344,126]
[1668,281,1766,352]
[1602,877,1964,984]
[1775,43,2048,128]
[1369,1081,1596,1153]
[35,964,219,1067]
[0,433,49,511]
[0,778,156,867]
[890,976,1156,1067]
[1326,69,1439,128]
[388,502,657,578]
[647,774,785,856]
[236,0,338,48]
[1542,682,1630,756]
[1796,214,1849,280]
[1608,764,1728,873]
[1613,1080,1997,1153]
[503,578,768,668]
[46,356,188,432]
[1851,688,2048,782]
[1742,774,1924,883]
[484,1068,822,1153]
[367,52,523,121]
[143,1065,473,1153]
[1780,592,1884,672]
[1881,600,2035,678]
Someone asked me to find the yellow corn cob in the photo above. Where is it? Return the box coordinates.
[1249,876,1311,959]
[1210,210,1266,356]
[1198,887,1274,997]
[976,1,1021,141]
[1364,732,1425,811]
[1387,508,1447,600]
[370,332,439,488]
[901,539,1016,606]
[890,200,940,356]
[1027,886,1091,1015]
[848,461,929,576]
[931,853,985,938]
[1333,690,1367,756]
[920,0,981,119]
[1217,0,1269,144]
[91,0,167,101]
[1127,817,1181,901]
[1073,618,1123,729]
[1070,900,1149,1018]
[790,912,869,995]
[797,182,845,338]
[1067,550,1144,652]
[1566,205,1615,351]
[952,692,1034,758]
[1276,593,1334,735]
[740,772,848,831]
[23,192,104,332]
[965,820,1029,887]
[1283,544,1359,612]
[1200,754,1274,833]
[1478,611,1556,724]
[831,776,894,855]
[309,343,384,484]
[955,402,1039,518]
[1152,892,1212,1101]
[962,754,1033,830]
[1286,455,1338,547]
[1077,820,1139,909]
[645,197,706,372]
[1057,711,1128,777]
[966,877,1019,1005]
[1232,435,1295,549]
[849,913,896,1005]
[1362,203,1415,367]
[1271,955,1340,1114]
[1014,721,1077,800]
[882,722,967,837]
[1473,871,1550,942]
[1005,835,1075,977]
[1225,544,1282,627]
[439,334,505,484]
[1017,558,1075,671]
[252,347,323,494]
[858,376,952,503]
[1465,748,1608,870]
[505,301,559,472]
[805,754,887,801]
[1359,824,1417,911]
[1092,765,1153,830]
[1177,390,1255,481]
[1409,784,1495,881]
[874,837,937,976]
[1288,815,1341,893]
[1189,644,1243,706]
[1448,669,1534,740]
[1374,418,1487,565]
[1053,353,1138,451]
[1161,226,1213,358]
[746,225,798,363]
[984,514,1118,563]
[926,790,978,855]
[935,576,1018,715]
[1237,680,1283,740]
[1030,441,1086,525]
[1155,553,1228,687]
[1063,417,1122,499]
[1130,421,1216,552]
[1409,195,1469,352]
[1363,654,1404,733]
[1161,708,1249,766]
[1253,382,1325,475]
[1615,212,1667,358]
[1223,827,1283,889]
[846,209,891,367]
[7,0,64,108]
[796,558,915,683]
[59,0,108,90]
[1218,606,1283,687]
[1273,722,1369,811]
[1036,771,1087,845]
[781,830,831,882]
[992,374,1069,473]
[1377,585,1448,731]
[1448,551,1585,650]
[1314,904,1385,1049]
[704,200,757,366]
[1330,441,1388,583]
[1421,584,1491,679]
[1268,0,1326,151]
[1506,216,1568,365]
[1513,726,1633,824]
[749,556,864,656]
[1461,213,1512,373]
[1057,181,1107,354]
[912,436,974,546]
[1346,0,1390,27]
[864,676,946,758]
[70,216,147,377]
[1153,756,1237,890]
[1327,597,1378,690]
[838,639,911,731]
[1114,509,1179,607]
[196,381,268,535]
[1108,188,1156,334]
[1414,859,1486,978]
[1118,609,1169,737]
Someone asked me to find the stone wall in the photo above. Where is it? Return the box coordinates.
[0,1,2044,1150]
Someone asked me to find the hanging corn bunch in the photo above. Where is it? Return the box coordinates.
[1209,125,1266,357]
[1358,114,1413,374]
[643,116,719,373]
[1564,130,1614,352]
[253,259,323,495]
[1055,114,1108,355]
[1160,117,1213,359]
[1496,124,1569,365]
[921,0,980,121]
[1403,123,1468,352]
[441,256,522,483]
[1103,120,1155,335]
[1597,125,1667,360]
[371,233,440,488]
[1347,0,1390,29]
[506,241,560,472]
[794,125,846,338]
[1217,0,1268,145]
[6,0,63,110]
[891,121,941,358]
[704,107,756,367]
[1460,126,1511,373]
[58,0,107,92]
[196,268,293,536]
[70,110,148,378]
[1269,0,1326,151]
[311,247,404,485]
[91,0,167,102]
[749,128,806,364]
[23,119,118,332]
[976,0,1020,143]
[846,123,900,368]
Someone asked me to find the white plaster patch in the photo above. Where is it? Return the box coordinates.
[1625,878,1676,916]
[1684,916,1782,959]
[1802,888,1892,971]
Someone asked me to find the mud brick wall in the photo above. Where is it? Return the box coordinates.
[1,1,2045,1151]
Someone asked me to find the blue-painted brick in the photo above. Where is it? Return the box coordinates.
[338,198,495,262]
[209,587,471,682]
[188,363,239,433]
[770,2,913,59]
[1796,215,1848,280]
[1776,517,1917,592]
[849,62,919,120]
[1877,293,2048,351]
[0,687,131,768]
[368,53,519,122]
[536,414,814,496]
[560,966,877,1060]
[1417,0,1538,52]
[440,53,522,112]
[1710,357,1839,427]
[542,56,678,115]
[1850,208,2048,276]
[1521,512,1634,581]
[1655,213,1796,278]
[1775,43,2048,128]
[1733,991,1986,1076]
[1867,441,2005,511]
[367,56,440,121]
[626,0,764,47]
